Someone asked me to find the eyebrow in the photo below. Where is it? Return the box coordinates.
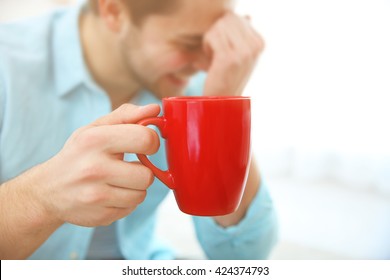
[176,34,203,43]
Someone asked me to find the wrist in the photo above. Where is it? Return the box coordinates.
[212,158,261,227]
[213,179,259,228]
[14,161,64,232]
[0,162,63,259]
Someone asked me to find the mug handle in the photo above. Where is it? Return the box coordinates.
[136,117,175,189]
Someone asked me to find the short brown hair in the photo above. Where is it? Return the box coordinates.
[88,0,179,25]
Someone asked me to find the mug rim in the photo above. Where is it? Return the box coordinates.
[163,96,250,102]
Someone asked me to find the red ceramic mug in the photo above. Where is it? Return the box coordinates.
[137,96,251,216]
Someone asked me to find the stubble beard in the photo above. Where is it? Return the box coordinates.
[119,36,193,99]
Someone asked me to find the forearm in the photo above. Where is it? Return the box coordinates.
[0,163,62,259]
[213,156,260,227]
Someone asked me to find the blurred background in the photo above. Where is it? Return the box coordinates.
[1,0,389,259]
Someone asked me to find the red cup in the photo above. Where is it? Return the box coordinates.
[137,96,251,216]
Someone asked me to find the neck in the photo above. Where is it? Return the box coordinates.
[79,10,140,109]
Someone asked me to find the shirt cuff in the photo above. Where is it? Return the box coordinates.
[192,180,279,259]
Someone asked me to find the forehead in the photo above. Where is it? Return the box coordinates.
[140,0,233,39]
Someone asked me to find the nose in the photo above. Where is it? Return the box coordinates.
[192,49,211,71]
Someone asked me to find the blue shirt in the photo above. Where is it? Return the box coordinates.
[0,3,278,260]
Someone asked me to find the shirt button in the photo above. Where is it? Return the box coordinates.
[70,252,79,260]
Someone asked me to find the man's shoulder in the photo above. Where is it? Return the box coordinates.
[0,13,51,54]
[0,9,69,72]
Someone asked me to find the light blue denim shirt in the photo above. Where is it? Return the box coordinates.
[0,3,278,260]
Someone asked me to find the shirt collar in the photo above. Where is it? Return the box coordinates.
[53,2,93,97]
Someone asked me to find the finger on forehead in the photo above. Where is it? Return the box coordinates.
[225,14,259,49]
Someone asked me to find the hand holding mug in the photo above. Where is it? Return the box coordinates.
[137,96,251,216]
[35,104,160,227]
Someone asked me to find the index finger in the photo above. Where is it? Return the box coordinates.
[93,124,160,155]
[92,104,161,126]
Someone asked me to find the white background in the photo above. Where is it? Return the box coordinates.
[1,0,390,259]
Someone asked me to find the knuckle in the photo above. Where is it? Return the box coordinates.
[92,206,136,226]
[140,166,155,188]
[253,34,265,53]
[214,21,224,31]
[69,126,85,140]
[116,103,134,112]
[217,15,229,27]
[117,103,135,114]
[203,32,213,44]
[117,207,136,220]
[134,190,147,205]
[102,208,133,224]
[146,168,155,186]
[80,187,106,205]
[114,104,138,124]
[94,217,110,227]
[241,50,253,61]
[133,164,155,189]
[253,42,264,56]
[104,209,118,223]
[117,103,130,111]
[96,210,116,226]
[257,39,265,53]
[76,128,103,150]
[100,220,113,227]
[142,129,160,155]
[80,164,107,181]
[227,55,241,68]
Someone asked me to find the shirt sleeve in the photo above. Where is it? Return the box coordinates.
[0,63,5,134]
[192,180,279,259]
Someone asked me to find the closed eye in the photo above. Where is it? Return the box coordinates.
[180,43,202,51]
[173,34,203,51]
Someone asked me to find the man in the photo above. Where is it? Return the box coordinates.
[0,0,278,259]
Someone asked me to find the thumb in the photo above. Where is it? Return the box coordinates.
[91,104,161,126]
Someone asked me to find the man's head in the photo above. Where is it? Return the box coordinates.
[89,0,180,26]
[86,0,233,98]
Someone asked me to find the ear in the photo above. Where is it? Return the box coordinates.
[97,0,128,33]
